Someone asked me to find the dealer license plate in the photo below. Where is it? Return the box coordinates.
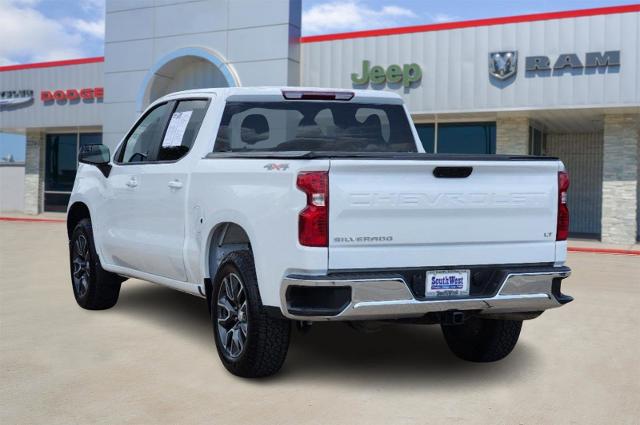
[426,270,470,297]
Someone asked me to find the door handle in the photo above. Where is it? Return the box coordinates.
[126,178,138,188]
[168,180,183,190]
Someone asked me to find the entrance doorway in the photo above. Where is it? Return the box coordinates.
[44,132,101,212]
[545,132,604,239]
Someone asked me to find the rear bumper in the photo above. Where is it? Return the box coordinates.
[280,266,571,321]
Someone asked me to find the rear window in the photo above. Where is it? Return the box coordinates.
[212,102,417,153]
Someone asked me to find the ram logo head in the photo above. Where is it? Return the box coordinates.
[489,51,518,80]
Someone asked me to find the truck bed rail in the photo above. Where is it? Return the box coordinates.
[205,151,559,161]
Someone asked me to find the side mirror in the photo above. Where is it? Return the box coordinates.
[79,144,110,165]
[79,144,111,177]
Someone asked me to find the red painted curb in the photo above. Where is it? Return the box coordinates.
[0,217,66,223]
[568,247,640,256]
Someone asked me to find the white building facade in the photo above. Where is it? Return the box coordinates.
[0,1,638,244]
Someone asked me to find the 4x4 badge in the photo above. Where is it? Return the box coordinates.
[264,163,289,171]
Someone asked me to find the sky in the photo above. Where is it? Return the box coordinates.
[0,0,637,159]
[0,0,637,66]
[300,0,638,35]
[0,133,25,162]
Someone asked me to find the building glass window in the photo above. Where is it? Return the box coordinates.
[80,133,102,147]
[438,123,496,154]
[414,122,496,154]
[529,126,545,155]
[45,134,77,192]
[415,124,435,153]
[44,132,102,212]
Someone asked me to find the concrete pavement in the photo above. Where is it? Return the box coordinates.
[1,221,639,424]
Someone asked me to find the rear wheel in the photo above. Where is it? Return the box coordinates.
[69,218,122,310]
[211,251,290,378]
[441,317,522,362]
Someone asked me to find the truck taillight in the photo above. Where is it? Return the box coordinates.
[557,171,570,241]
[297,171,329,247]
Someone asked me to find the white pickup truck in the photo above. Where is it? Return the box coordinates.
[68,87,572,378]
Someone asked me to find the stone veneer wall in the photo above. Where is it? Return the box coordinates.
[601,114,639,245]
[23,131,45,214]
[496,116,529,154]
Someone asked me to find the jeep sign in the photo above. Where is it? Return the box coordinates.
[351,60,422,87]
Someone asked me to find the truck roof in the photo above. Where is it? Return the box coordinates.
[156,86,404,104]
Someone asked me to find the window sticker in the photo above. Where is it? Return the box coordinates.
[162,110,193,147]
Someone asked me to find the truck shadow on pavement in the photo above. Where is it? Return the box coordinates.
[283,323,536,386]
[115,281,537,386]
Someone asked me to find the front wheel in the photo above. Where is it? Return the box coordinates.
[441,317,522,362]
[69,218,122,310]
[211,251,290,378]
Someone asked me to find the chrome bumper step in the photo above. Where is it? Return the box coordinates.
[281,267,571,321]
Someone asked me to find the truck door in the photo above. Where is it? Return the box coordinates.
[102,99,209,282]
[100,101,173,276]
[131,99,209,282]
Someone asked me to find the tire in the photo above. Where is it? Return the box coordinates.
[441,317,522,362]
[69,218,122,310]
[211,251,291,378]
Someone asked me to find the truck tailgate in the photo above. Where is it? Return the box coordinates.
[328,159,560,270]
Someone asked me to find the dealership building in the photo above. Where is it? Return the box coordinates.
[0,2,638,244]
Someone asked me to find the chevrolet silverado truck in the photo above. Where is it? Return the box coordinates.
[67,87,572,378]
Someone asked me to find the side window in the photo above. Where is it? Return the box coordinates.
[157,100,208,161]
[119,102,171,163]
